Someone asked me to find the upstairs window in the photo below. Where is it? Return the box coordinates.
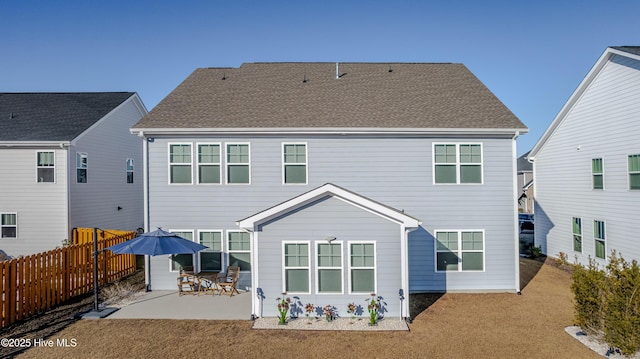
[169,144,192,184]
[592,158,603,190]
[126,158,134,184]
[1,213,17,238]
[283,143,307,184]
[36,151,55,183]
[226,144,250,184]
[434,144,482,184]
[629,154,640,190]
[572,217,582,252]
[76,152,88,183]
[198,144,221,184]
[594,220,606,259]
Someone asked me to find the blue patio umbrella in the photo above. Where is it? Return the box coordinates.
[106,227,207,256]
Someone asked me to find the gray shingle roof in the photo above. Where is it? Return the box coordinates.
[134,63,526,131]
[0,92,135,141]
[518,151,532,172]
[611,46,640,56]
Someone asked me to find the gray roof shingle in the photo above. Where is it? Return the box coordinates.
[134,63,526,131]
[0,92,135,141]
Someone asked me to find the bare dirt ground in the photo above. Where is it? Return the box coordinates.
[2,257,601,359]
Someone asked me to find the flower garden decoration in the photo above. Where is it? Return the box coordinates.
[347,302,357,323]
[304,303,315,323]
[323,304,335,322]
[367,293,381,325]
[276,294,291,325]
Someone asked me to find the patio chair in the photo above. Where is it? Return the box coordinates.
[177,273,199,296]
[216,266,240,297]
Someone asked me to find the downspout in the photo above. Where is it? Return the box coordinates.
[512,131,521,294]
[402,225,419,322]
[139,131,151,290]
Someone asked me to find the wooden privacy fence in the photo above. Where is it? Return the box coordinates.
[0,229,136,329]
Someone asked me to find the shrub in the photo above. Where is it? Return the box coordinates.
[571,257,606,334]
[529,245,543,259]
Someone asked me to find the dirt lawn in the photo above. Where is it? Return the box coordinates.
[3,258,599,359]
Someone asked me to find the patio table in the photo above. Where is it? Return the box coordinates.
[196,272,220,295]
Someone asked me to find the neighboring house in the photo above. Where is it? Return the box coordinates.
[528,46,640,266]
[131,62,528,320]
[517,151,534,213]
[0,92,147,256]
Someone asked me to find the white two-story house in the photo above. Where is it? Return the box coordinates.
[131,63,527,320]
[0,92,147,256]
[529,46,640,266]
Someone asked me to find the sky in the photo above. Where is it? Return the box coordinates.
[2,0,639,155]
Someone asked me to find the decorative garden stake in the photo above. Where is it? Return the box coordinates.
[276,294,291,325]
[367,293,381,325]
[323,304,334,322]
[347,302,357,323]
[304,303,315,324]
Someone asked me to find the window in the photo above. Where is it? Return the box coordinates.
[594,220,606,259]
[126,158,134,184]
[629,154,640,190]
[572,217,582,252]
[226,144,250,184]
[169,144,192,184]
[76,152,88,183]
[1,213,17,238]
[317,242,342,293]
[170,230,194,272]
[36,151,55,183]
[198,144,221,184]
[592,158,603,189]
[349,242,375,293]
[434,144,482,184]
[228,231,251,271]
[283,143,307,184]
[436,230,484,271]
[283,243,310,293]
[199,231,222,272]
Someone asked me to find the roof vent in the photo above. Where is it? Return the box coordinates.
[8,112,14,120]
[222,72,226,80]
[303,74,308,83]
[336,63,339,79]
[388,66,393,73]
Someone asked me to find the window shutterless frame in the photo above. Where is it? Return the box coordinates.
[592,158,604,190]
[198,230,224,272]
[126,158,134,184]
[594,220,606,259]
[76,152,88,183]
[36,151,55,183]
[348,241,376,294]
[315,241,344,294]
[197,143,222,185]
[227,230,251,271]
[1,213,17,239]
[628,154,640,190]
[282,241,311,294]
[572,217,582,253]
[225,143,251,184]
[434,230,485,272]
[433,143,483,184]
[282,143,308,185]
[168,143,193,184]
[168,230,195,272]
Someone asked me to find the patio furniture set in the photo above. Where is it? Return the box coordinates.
[177,265,240,297]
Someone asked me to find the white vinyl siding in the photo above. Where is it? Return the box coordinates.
[283,242,310,294]
[76,152,88,183]
[1,213,17,239]
[228,231,251,271]
[436,230,484,272]
[629,154,640,190]
[169,230,194,272]
[316,242,343,294]
[36,151,55,183]
[434,143,483,184]
[169,144,192,184]
[126,158,134,184]
[283,143,307,184]
[199,230,222,272]
[198,144,221,184]
[592,158,604,190]
[349,242,376,294]
[594,220,606,259]
[226,144,250,184]
[572,217,582,253]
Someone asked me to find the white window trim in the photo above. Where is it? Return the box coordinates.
[315,240,344,295]
[36,150,55,183]
[197,143,222,185]
[594,220,606,259]
[197,229,224,273]
[227,230,251,272]
[1,212,17,239]
[592,157,604,190]
[347,241,377,295]
[433,143,484,185]
[225,143,251,185]
[628,153,640,191]
[76,152,88,184]
[434,229,485,272]
[168,143,193,185]
[282,142,308,185]
[168,229,195,272]
[126,158,134,184]
[282,241,311,294]
[572,217,582,253]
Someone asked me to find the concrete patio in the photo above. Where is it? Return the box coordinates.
[104,290,252,320]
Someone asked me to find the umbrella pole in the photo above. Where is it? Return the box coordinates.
[145,254,151,291]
